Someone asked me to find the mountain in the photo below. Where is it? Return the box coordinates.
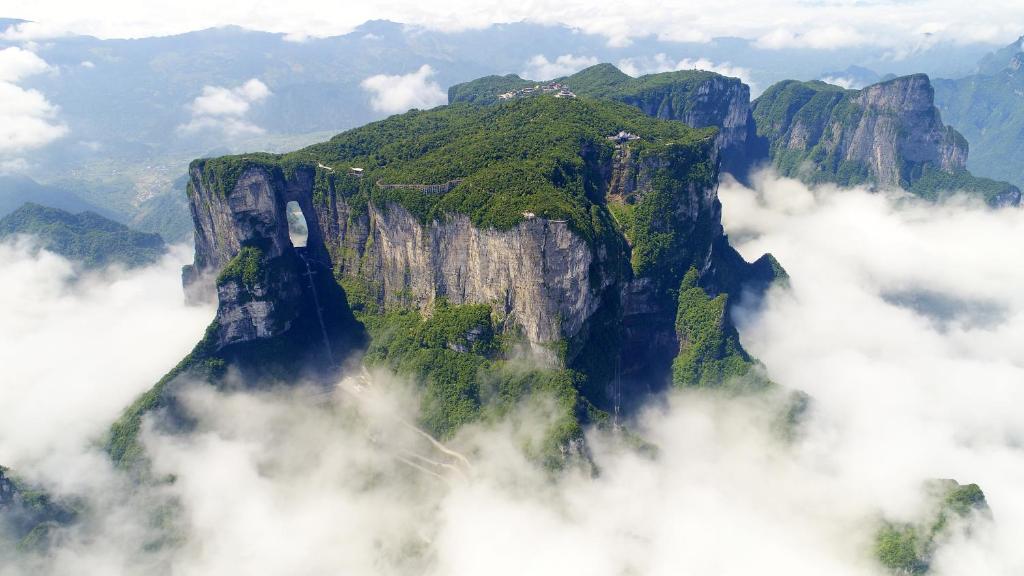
[874,480,989,574]
[976,35,1024,75]
[933,36,1024,190]
[0,175,114,220]
[449,63,760,181]
[107,95,783,469]
[752,74,1021,206]
[0,203,166,268]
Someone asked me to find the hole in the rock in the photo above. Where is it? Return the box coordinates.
[286,201,308,248]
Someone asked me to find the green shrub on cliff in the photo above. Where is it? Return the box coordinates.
[672,268,768,391]
[873,480,990,575]
[359,301,593,467]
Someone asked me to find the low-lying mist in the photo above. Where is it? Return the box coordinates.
[4,171,1024,574]
[0,241,212,485]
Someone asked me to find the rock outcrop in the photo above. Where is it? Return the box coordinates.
[590,68,760,182]
[753,74,1020,206]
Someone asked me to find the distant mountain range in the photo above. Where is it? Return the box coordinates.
[0,18,1008,241]
[0,202,166,268]
[934,36,1024,190]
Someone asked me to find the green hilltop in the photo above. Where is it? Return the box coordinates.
[0,203,166,269]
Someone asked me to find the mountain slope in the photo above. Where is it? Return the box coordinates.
[448,63,761,181]
[752,74,1020,206]
[0,203,166,268]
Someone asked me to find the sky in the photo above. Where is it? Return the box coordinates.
[2,0,1024,50]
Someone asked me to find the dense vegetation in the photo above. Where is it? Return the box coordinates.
[672,268,769,391]
[0,202,166,268]
[874,481,989,574]
[446,74,533,104]
[124,95,764,472]
[357,299,599,467]
[448,63,738,115]
[193,96,715,247]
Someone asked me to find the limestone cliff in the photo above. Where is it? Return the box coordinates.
[753,74,1021,206]
[108,95,784,470]
[182,97,777,399]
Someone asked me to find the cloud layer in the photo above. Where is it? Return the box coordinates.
[178,78,271,137]
[723,172,1024,574]
[0,240,212,485]
[5,172,1024,574]
[617,54,756,93]
[3,0,1023,51]
[361,64,447,114]
[0,47,67,156]
[521,54,599,79]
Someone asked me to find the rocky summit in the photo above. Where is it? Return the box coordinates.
[753,74,1021,206]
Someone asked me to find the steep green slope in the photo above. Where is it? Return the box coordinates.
[874,480,989,574]
[0,203,166,268]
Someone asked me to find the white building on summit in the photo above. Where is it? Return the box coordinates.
[498,82,576,100]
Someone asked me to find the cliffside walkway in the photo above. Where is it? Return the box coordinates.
[375,179,464,195]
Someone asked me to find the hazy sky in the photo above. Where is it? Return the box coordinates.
[3,0,1023,49]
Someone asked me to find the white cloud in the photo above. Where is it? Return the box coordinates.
[617,53,756,91]
[521,53,598,79]
[360,64,447,114]
[819,76,860,89]
[3,0,1024,53]
[0,47,67,155]
[80,60,95,68]
[178,78,271,137]
[6,171,1024,572]
[0,241,212,482]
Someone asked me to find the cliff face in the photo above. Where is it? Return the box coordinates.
[185,141,740,371]
[753,74,1020,206]
[182,98,776,395]
[606,72,759,182]
[103,96,784,469]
